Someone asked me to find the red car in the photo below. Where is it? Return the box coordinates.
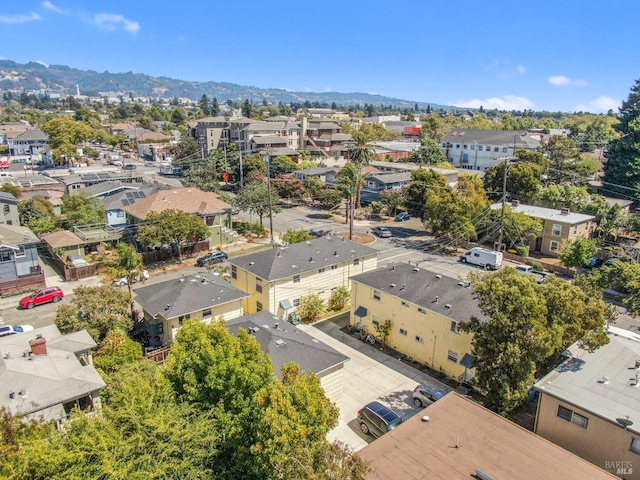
[19,286,64,309]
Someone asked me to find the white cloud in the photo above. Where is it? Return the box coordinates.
[517,64,526,74]
[42,1,62,13]
[324,86,332,92]
[574,95,619,113]
[454,95,535,110]
[0,12,41,23]
[34,60,49,67]
[93,13,140,34]
[304,87,311,92]
[548,75,586,86]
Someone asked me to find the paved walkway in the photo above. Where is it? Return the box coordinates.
[298,314,452,452]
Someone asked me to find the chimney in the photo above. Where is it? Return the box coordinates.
[511,200,520,208]
[29,336,47,355]
[560,207,570,215]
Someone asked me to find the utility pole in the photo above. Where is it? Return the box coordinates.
[237,126,244,187]
[496,135,518,251]
[263,145,275,246]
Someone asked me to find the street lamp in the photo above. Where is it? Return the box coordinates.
[263,145,275,246]
[473,140,478,170]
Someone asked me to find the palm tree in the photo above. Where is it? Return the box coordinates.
[347,130,375,166]
[336,163,368,240]
[101,243,146,320]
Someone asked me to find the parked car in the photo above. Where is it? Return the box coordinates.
[460,247,503,270]
[357,401,403,438]
[113,270,150,287]
[123,164,137,171]
[586,257,604,268]
[373,226,392,238]
[0,325,34,338]
[395,212,411,222]
[66,254,89,267]
[19,287,64,309]
[196,251,228,267]
[412,384,446,408]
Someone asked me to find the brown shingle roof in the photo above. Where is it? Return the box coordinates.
[359,393,617,480]
[123,187,231,220]
[40,230,84,248]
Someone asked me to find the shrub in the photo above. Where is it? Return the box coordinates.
[297,294,325,323]
[250,222,267,237]
[233,221,250,235]
[526,260,544,271]
[328,286,350,311]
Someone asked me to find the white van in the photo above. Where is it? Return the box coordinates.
[460,247,503,270]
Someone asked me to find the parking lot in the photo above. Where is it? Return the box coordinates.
[298,314,452,451]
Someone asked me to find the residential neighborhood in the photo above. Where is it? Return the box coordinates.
[0,4,639,477]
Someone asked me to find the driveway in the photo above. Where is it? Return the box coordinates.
[297,314,452,452]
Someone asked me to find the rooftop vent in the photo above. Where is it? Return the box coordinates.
[635,360,640,370]
[309,257,313,263]
[9,391,15,399]
[249,261,255,266]
[274,323,279,330]
[391,265,395,271]
[334,251,338,256]
[305,241,312,245]
[445,304,452,309]
[277,251,282,257]
[3,351,9,360]
[179,278,184,283]
[390,283,396,288]
[275,339,286,346]
[433,296,439,304]
[413,267,420,272]
[400,284,406,291]
[600,376,609,384]
[473,470,493,480]
[165,304,171,311]
[560,207,571,215]
[435,274,442,279]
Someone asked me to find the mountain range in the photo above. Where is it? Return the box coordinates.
[0,59,454,110]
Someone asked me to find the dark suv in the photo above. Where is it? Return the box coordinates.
[196,251,228,267]
[357,401,403,438]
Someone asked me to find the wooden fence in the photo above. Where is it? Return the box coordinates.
[0,271,46,295]
[502,251,576,278]
[141,240,210,266]
[52,256,101,282]
[145,346,171,366]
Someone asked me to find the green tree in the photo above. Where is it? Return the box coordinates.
[61,193,106,228]
[42,116,94,164]
[347,130,375,165]
[413,137,448,166]
[54,285,132,342]
[298,294,325,323]
[533,184,590,211]
[199,94,211,116]
[373,319,393,350]
[420,113,449,141]
[328,286,350,311]
[586,262,640,316]
[272,176,304,201]
[379,189,403,216]
[211,97,220,116]
[136,209,210,262]
[100,243,146,319]
[403,168,449,221]
[232,180,281,226]
[241,99,252,118]
[461,269,610,414]
[171,107,187,126]
[558,238,598,268]
[302,176,324,202]
[335,163,368,239]
[92,329,143,375]
[483,161,544,202]
[317,188,343,215]
[1,184,20,199]
[171,134,200,160]
[281,229,313,244]
[270,155,297,176]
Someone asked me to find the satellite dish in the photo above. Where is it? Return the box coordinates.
[616,417,634,430]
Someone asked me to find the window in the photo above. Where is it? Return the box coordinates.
[557,405,589,429]
[353,258,360,266]
[494,147,499,152]
[202,308,212,317]
[178,314,191,326]
[463,144,468,149]
[470,144,475,150]
[293,274,300,283]
[478,145,483,151]
[415,335,424,344]
[418,307,426,314]
[331,264,337,270]
[117,210,125,217]
[401,301,409,308]
[293,298,300,307]
[256,301,263,312]
[2,205,9,215]
[6,220,11,225]
[450,321,460,334]
[231,265,237,279]
[255,278,263,294]
[502,147,508,153]
[630,438,640,455]
[550,241,560,252]
[447,350,459,363]
[15,246,25,258]
[372,315,380,324]
[456,144,460,149]
[552,224,562,236]
[573,225,578,235]
[0,251,10,262]
[399,328,408,336]
[373,290,381,301]
[318,267,325,273]
[441,143,446,148]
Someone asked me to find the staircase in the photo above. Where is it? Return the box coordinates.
[305,135,332,158]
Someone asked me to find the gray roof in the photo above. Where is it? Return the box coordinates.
[242,121,285,131]
[535,327,640,436]
[490,202,595,225]
[226,311,349,379]
[13,129,49,142]
[61,172,144,186]
[0,191,18,204]
[228,236,378,281]
[252,135,287,145]
[350,263,487,324]
[0,325,105,420]
[101,185,161,211]
[442,129,540,149]
[293,167,338,177]
[0,223,39,245]
[134,273,249,318]
[367,172,412,185]
[84,181,141,197]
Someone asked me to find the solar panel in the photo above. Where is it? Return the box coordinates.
[83,174,99,180]
[98,173,111,179]
[125,192,135,199]
[134,191,144,198]
[121,199,132,206]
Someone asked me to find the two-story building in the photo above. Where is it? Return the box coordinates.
[0,191,19,225]
[350,263,483,381]
[0,223,45,293]
[6,128,50,158]
[0,325,106,429]
[491,201,596,256]
[133,273,250,347]
[441,129,540,170]
[228,236,378,320]
[534,326,640,479]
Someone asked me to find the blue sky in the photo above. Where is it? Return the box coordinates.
[1,1,638,113]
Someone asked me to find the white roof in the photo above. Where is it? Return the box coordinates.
[491,202,595,224]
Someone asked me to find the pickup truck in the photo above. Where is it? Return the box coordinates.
[515,265,545,283]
